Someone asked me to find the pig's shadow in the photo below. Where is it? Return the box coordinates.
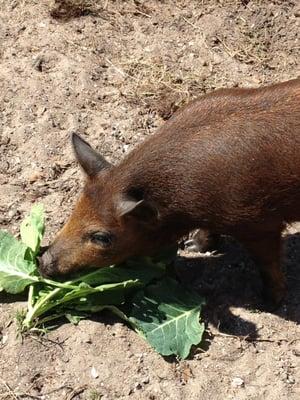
[174,232,300,341]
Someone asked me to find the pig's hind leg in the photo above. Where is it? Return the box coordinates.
[239,228,286,309]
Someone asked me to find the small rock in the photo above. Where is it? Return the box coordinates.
[2,334,8,344]
[28,171,44,183]
[32,56,44,72]
[8,209,18,219]
[293,348,300,357]
[231,377,244,388]
[0,161,9,173]
[91,367,99,379]
[142,376,150,384]
[0,135,10,145]
[134,383,142,390]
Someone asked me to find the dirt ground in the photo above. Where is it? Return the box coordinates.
[0,0,299,399]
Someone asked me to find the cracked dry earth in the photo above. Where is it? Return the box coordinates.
[0,1,299,399]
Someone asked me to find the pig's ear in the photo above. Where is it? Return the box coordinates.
[71,132,111,177]
[118,197,159,223]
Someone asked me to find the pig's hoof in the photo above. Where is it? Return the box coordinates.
[184,231,221,253]
[183,238,221,258]
[184,238,203,253]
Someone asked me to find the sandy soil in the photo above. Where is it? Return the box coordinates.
[0,1,299,399]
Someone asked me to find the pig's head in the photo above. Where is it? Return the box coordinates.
[38,133,161,277]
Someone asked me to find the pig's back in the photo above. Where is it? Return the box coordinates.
[117,79,300,230]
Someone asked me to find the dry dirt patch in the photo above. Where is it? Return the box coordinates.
[0,1,299,399]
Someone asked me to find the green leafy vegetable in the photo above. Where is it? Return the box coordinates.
[20,203,45,257]
[129,278,205,359]
[0,204,205,358]
[0,231,38,294]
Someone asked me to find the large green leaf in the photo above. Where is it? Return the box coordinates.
[20,203,45,257]
[0,231,38,294]
[129,278,205,359]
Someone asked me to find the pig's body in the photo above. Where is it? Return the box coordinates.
[40,78,300,307]
[114,79,300,235]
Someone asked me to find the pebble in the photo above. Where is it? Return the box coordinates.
[91,366,99,379]
[287,376,295,384]
[231,377,244,388]
[1,335,8,344]
[28,171,44,183]
[8,209,18,219]
[134,383,142,390]
[294,8,300,17]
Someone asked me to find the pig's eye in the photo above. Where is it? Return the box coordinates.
[90,232,113,247]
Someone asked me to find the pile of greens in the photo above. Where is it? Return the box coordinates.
[0,205,205,359]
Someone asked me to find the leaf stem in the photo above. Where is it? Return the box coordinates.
[39,277,79,290]
[27,285,34,313]
[23,287,62,329]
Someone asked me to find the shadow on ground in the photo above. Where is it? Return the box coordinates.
[175,232,300,341]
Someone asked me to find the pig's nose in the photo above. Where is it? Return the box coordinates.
[38,248,58,278]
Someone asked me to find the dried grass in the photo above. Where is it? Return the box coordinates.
[106,57,215,118]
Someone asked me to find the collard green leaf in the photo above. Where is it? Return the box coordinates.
[0,231,38,294]
[71,258,165,287]
[21,268,152,329]
[50,278,142,308]
[129,278,205,359]
[20,203,45,257]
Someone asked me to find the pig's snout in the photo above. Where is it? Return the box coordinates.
[38,246,59,278]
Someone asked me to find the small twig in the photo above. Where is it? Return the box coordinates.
[0,380,19,400]
[287,338,300,346]
[213,331,250,340]
[130,9,151,18]
[29,334,66,351]
[215,36,237,58]
[182,16,199,30]
[213,331,297,344]
[42,385,73,397]
[105,58,140,83]
[17,385,74,400]
[65,385,87,400]
[17,394,40,399]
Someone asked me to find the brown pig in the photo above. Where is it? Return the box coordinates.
[39,78,300,307]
